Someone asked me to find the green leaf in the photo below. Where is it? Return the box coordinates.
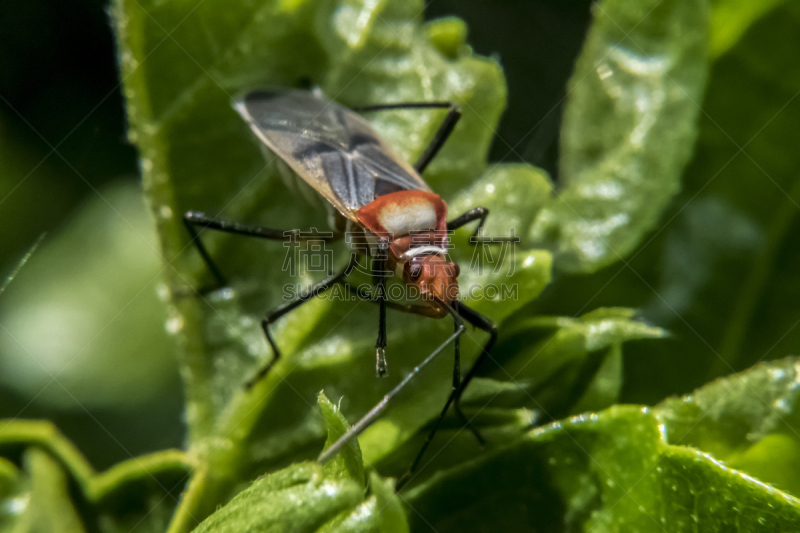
[655,356,800,498]
[450,164,554,312]
[18,448,87,533]
[709,0,786,58]
[487,308,664,415]
[193,462,408,533]
[86,451,193,533]
[528,0,800,407]
[424,17,468,61]
[0,459,25,531]
[367,472,408,533]
[0,420,95,486]
[0,456,17,497]
[643,0,800,383]
[366,308,661,488]
[447,163,552,243]
[193,403,406,533]
[0,419,192,533]
[405,404,800,532]
[563,0,800,406]
[192,462,364,533]
[318,473,409,533]
[529,0,709,273]
[569,343,624,414]
[319,391,365,486]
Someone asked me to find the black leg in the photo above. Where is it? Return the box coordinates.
[245,253,359,389]
[394,315,466,491]
[447,206,489,239]
[352,102,461,174]
[317,307,465,467]
[334,283,480,490]
[447,207,521,246]
[395,301,496,491]
[352,102,456,113]
[452,301,497,441]
[373,238,390,377]
[453,317,462,396]
[183,216,226,288]
[413,105,460,174]
[183,211,338,291]
[185,211,329,240]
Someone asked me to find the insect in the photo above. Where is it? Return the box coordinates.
[183,89,508,488]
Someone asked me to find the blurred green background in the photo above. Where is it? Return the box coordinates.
[0,0,593,469]
[0,0,179,468]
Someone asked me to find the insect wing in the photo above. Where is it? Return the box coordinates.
[235,90,431,219]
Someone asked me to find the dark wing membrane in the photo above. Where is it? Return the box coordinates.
[235,89,431,219]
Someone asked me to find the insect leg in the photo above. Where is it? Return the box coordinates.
[317,311,465,467]
[352,102,461,174]
[393,313,466,491]
[246,252,359,389]
[452,301,497,443]
[373,238,390,377]
[447,207,489,239]
[414,104,461,174]
[446,207,521,246]
[183,211,338,291]
[352,102,456,113]
[183,215,226,289]
[343,273,447,377]
[395,302,496,490]
[336,284,471,489]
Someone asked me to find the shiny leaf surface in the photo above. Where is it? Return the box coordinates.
[530,0,709,273]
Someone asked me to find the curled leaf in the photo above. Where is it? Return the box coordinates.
[530,0,709,273]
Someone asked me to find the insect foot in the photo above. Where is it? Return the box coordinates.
[376,347,388,377]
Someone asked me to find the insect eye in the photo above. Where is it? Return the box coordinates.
[408,262,423,281]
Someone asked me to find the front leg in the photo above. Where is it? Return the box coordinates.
[317,312,466,468]
[337,281,470,490]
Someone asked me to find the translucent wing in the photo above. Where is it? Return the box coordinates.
[234,89,431,220]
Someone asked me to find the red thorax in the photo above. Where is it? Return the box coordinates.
[357,190,459,311]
